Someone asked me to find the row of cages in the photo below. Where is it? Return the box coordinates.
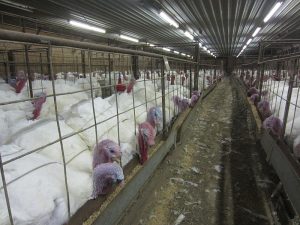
[0,42,222,225]
[237,57,300,163]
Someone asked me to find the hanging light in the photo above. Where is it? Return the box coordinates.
[184,31,194,40]
[162,47,171,52]
[264,2,283,23]
[252,27,261,37]
[159,11,179,28]
[120,35,139,42]
[174,51,179,54]
[246,38,253,45]
[69,20,106,33]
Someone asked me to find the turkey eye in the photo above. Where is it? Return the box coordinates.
[109,149,115,153]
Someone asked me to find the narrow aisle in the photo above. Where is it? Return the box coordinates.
[117,78,276,225]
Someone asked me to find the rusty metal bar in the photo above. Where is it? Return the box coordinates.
[0,153,14,225]
[24,45,33,98]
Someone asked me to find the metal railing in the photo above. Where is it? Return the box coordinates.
[0,31,220,225]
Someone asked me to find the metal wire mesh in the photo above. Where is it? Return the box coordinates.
[0,40,220,225]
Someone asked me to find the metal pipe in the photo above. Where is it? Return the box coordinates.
[189,64,192,97]
[47,45,71,218]
[193,44,200,91]
[258,53,300,64]
[87,50,99,147]
[161,59,166,137]
[24,45,33,98]
[282,60,297,137]
[0,29,197,64]
[0,153,14,225]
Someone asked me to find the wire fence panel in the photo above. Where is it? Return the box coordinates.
[0,40,218,225]
[238,44,300,163]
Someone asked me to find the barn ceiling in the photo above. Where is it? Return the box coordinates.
[0,0,299,57]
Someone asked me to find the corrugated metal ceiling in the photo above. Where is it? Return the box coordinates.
[0,0,299,57]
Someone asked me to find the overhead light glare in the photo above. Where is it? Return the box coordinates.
[199,43,202,47]
[242,45,247,50]
[184,31,194,40]
[264,2,282,23]
[120,35,139,42]
[252,27,261,37]
[159,11,179,28]
[162,47,171,52]
[149,43,155,47]
[246,38,253,45]
[69,20,106,33]
[174,51,179,54]
[181,53,186,56]
[203,46,207,51]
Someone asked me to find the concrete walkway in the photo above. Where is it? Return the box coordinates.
[117,78,277,225]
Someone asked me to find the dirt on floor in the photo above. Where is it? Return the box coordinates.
[116,77,279,225]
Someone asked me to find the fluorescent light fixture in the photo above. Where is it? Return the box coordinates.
[187,54,191,57]
[69,20,106,33]
[264,2,282,23]
[246,38,253,45]
[149,43,155,47]
[252,27,261,37]
[120,35,139,42]
[159,11,179,28]
[181,53,186,56]
[184,31,194,40]
[174,51,179,54]
[207,50,211,53]
[242,45,247,50]
[203,46,207,51]
[199,43,202,47]
[162,47,171,52]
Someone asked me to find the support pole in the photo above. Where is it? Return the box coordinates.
[194,44,200,91]
[161,59,166,137]
[282,59,298,137]
[47,45,71,218]
[132,55,139,80]
[0,154,14,225]
[24,45,33,98]
[81,50,86,78]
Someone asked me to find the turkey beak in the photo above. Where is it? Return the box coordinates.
[112,156,121,164]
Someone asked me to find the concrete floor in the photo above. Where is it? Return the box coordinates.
[117,78,278,225]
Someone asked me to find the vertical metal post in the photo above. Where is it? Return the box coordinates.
[203,68,206,90]
[132,55,139,80]
[108,53,112,96]
[7,50,15,77]
[161,59,166,136]
[76,55,79,74]
[189,64,192,97]
[24,45,33,98]
[39,52,44,75]
[113,54,121,148]
[81,50,86,78]
[282,59,297,137]
[47,45,71,218]
[5,57,10,82]
[258,63,265,101]
[194,44,200,91]
[87,50,99,146]
[0,153,14,225]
